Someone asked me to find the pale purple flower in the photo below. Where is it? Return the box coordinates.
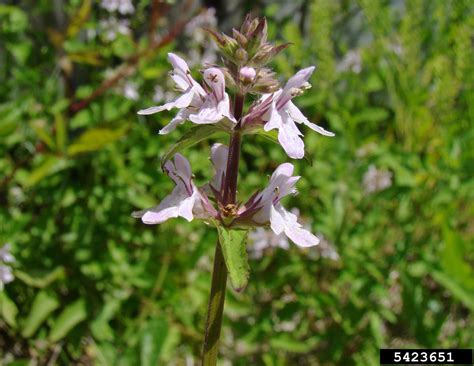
[123,81,139,100]
[0,244,14,263]
[189,68,236,125]
[184,8,217,42]
[239,66,256,83]
[240,163,320,247]
[138,56,235,131]
[314,234,340,261]
[249,227,290,259]
[138,53,206,133]
[184,8,218,67]
[362,165,392,194]
[337,50,362,74]
[100,18,131,41]
[0,244,15,290]
[100,0,134,15]
[390,44,403,56]
[209,143,229,193]
[246,67,334,159]
[152,85,175,104]
[133,154,217,224]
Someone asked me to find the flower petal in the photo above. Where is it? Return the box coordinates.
[210,143,229,190]
[282,66,315,94]
[159,109,191,135]
[139,187,186,224]
[217,94,236,123]
[270,204,319,247]
[168,53,189,72]
[138,89,194,115]
[177,193,197,222]
[269,204,286,235]
[277,113,305,159]
[263,101,282,132]
[189,100,224,124]
[203,67,225,100]
[168,52,193,90]
[287,102,335,136]
[284,225,320,247]
[173,153,192,180]
[271,162,295,180]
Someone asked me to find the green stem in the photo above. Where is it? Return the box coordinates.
[201,94,245,365]
[201,242,228,365]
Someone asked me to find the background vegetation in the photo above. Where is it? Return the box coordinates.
[1,0,473,365]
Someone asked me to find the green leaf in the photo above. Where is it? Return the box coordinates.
[67,126,127,155]
[21,291,59,338]
[140,317,169,366]
[432,271,474,311]
[430,227,474,311]
[66,0,91,39]
[15,267,65,288]
[54,113,67,153]
[22,155,69,188]
[0,5,28,33]
[90,298,122,341]
[369,312,384,347]
[49,299,87,342]
[440,228,474,289]
[68,51,103,66]
[160,125,226,168]
[353,107,389,124]
[216,226,250,292]
[269,334,318,353]
[0,119,16,136]
[0,291,19,328]
[30,121,55,150]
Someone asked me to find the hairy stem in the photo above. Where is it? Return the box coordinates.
[201,94,245,365]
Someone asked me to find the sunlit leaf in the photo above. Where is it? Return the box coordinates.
[216,226,250,292]
[0,292,19,328]
[15,267,65,288]
[66,0,91,39]
[22,156,69,188]
[270,334,318,353]
[67,126,127,155]
[140,317,168,366]
[68,51,103,66]
[30,120,55,150]
[49,299,87,342]
[54,113,67,153]
[21,291,59,338]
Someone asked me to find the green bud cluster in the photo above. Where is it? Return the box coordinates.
[206,14,288,94]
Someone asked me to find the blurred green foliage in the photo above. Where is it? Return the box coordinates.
[1,0,473,365]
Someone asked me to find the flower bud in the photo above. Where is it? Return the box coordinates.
[232,29,248,47]
[206,13,288,67]
[235,48,249,63]
[241,14,259,36]
[252,68,280,93]
[239,66,256,84]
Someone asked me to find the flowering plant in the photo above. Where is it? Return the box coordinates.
[134,14,333,364]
